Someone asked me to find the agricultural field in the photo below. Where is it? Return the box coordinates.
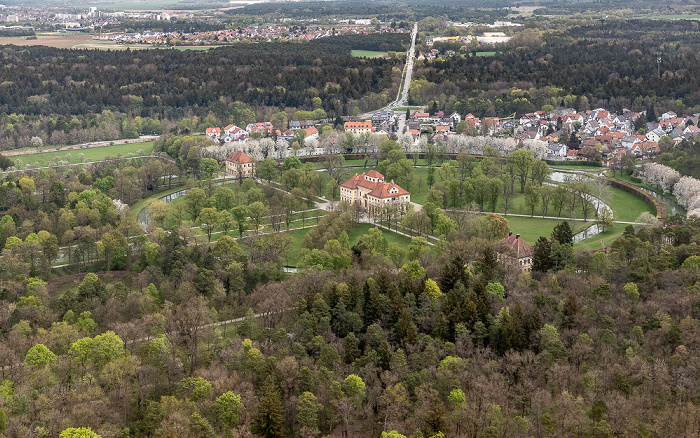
[12,141,155,169]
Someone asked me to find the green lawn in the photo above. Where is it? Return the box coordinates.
[495,216,589,245]
[351,50,388,58]
[606,185,655,222]
[548,162,604,171]
[474,51,496,56]
[575,223,625,251]
[14,141,155,169]
[130,184,188,219]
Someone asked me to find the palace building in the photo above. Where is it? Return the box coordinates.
[340,170,410,216]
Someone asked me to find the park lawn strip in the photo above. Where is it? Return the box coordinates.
[576,223,625,252]
[15,141,155,169]
[502,216,589,245]
[129,184,188,219]
[606,185,655,222]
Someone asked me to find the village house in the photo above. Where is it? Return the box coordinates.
[289,120,316,130]
[225,151,255,178]
[246,122,274,136]
[340,170,410,216]
[546,143,568,160]
[499,232,533,271]
[344,121,372,134]
[206,127,220,139]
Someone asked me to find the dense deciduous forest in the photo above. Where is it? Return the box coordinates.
[0,43,397,118]
[660,137,700,179]
[411,21,700,117]
[310,34,410,52]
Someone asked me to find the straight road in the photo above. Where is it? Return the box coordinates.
[361,22,418,119]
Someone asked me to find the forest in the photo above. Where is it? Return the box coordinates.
[0,43,397,118]
[410,19,700,117]
[1,125,700,437]
[231,0,512,22]
[0,37,404,150]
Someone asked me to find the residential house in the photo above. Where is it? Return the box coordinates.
[289,120,315,130]
[450,112,462,125]
[304,126,320,140]
[683,125,700,136]
[645,127,665,143]
[621,135,641,151]
[463,113,480,130]
[222,125,248,143]
[340,170,410,216]
[344,121,372,134]
[546,143,568,160]
[225,151,255,178]
[206,127,221,139]
[499,232,533,271]
[246,122,274,136]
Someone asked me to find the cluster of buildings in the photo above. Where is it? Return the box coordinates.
[405,105,699,163]
[514,108,700,161]
[97,23,407,46]
[0,6,179,31]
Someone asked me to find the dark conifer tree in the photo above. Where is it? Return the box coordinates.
[532,236,553,273]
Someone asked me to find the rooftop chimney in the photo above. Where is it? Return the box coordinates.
[508,231,512,236]
[516,234,520,239]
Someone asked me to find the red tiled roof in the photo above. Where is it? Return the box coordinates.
[305,126,319,137]
[226,151,252,164]
[340,171,410,198]
[502,234,533,258]
[368,181,409,198]
[344,121,372,130]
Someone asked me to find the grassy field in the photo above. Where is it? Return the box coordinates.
[351,50,388,58]
[606,185,655,222]
[548,162,604,171]
[576,223,625,251]
[501,216,589,245]
[474,51,497,56]
[14,141,155,169]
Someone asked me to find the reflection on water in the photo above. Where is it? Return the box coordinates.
[573,224,602,243]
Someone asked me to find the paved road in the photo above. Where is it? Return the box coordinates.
[360,22,418,119]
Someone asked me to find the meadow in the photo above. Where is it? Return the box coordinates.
[13,141,155,169]
[351,50,388,58]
